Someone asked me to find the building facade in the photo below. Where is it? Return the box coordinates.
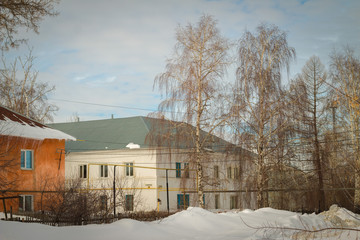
[0,106,75,213]
[50,116,256,213]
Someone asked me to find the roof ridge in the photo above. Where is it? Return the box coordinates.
[139,116,150,133]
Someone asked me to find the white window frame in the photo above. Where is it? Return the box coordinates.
[19,195,34,212]
[80,164,87,178]
[21,149,34,170]
[100,165,108,178]
[227,166,232,179]
[125,163,134,177]
[234,167,240,179]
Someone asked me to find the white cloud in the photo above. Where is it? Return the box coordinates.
[9,0,360,122]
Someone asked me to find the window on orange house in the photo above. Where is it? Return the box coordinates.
[21,150,33,170]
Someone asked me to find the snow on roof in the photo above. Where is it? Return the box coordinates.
[0,106,76,141]
[126,142,140,149]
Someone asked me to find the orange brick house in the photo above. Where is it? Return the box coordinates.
[0,106,75,213]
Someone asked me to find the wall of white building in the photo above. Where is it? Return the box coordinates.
[65,148,159,212]
[65,148,256,213]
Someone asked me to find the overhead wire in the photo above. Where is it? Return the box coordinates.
[49,98,159,112]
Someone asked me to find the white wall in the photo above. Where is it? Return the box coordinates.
[65,148,158,212]
[65,148,256,212]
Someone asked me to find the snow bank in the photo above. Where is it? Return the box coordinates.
[321,204,360,228]
[1,207,360,240]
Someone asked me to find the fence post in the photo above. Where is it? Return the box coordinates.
[2,199,7,220]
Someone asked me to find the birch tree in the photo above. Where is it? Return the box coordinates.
[0,49,58,123]
[235,23,295,208]
[330,47,360,212]
[153,15,232,208]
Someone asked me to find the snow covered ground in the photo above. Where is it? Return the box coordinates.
[1,205,360,240]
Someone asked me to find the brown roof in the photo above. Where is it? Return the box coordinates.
[0,106,45,128]
[0,105,75,141]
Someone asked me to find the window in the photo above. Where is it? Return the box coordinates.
[176,162,181,178]
[184,163,189,178]
[234,167,240,179]
[125,195,134,211]
[21,150,33,170]
[214,165,219,178]
[215,194,220,209]
[100,165,108,178]
[177,194,189,210]
[19,195,33,212]
[80,164,87,178]
[227,166,232,179]
[126,163,134,176]
[230,196,238,209]
[100,195,107,211]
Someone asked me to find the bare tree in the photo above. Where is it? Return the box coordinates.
[330,47,360,212]
[43,177,102,225]
[0,135,18,193]
[114,175,143,212]
[289,56,329,211]
[0,0,58,50]
[234,23,295,208]
[68,112,80,123]
[152,15,232,208]
[0,49,58,123]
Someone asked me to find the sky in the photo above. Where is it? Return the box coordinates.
[7,0,360,123]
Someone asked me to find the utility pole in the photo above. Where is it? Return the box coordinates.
[166,169,169,214]
[113,165,116,217]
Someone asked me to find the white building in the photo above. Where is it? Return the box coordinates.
[49,116,256,213]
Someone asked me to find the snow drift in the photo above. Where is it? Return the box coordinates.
[1,206,360,240]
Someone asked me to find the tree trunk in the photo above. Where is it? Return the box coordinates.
[354,134,360,212]
[256,155,265,208]
[313,71,325,212]
[196,75,204,208]
[355,170,360,212]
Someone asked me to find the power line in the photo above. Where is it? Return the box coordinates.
[49,98,184,114]
[49,98,159,112]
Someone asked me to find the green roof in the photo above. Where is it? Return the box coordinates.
[48,116,152,152]
[48,116,238,153]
